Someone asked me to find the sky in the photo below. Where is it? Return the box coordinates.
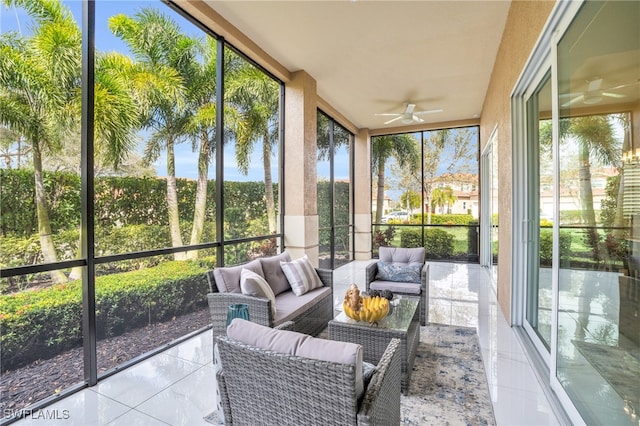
[0,0,343,182]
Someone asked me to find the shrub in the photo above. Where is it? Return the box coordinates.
[413,213,475,225]
[399,228,422,248]
[424,228,454,258]
[399,228,455,258]
[539,229,572,266]
[0,261,209,370]
[373,226,396,250]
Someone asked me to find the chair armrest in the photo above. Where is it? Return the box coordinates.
[316,268,333,290]
[357,338,401,425]
[365,261,378,291]
[420,262,429,291]
[216,370,233,425]
[275,321,296,331]
[207,292,272,338]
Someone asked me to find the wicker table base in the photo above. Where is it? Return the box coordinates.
[328,297,420,394]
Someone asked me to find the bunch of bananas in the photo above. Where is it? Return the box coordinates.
[343,294,390,324]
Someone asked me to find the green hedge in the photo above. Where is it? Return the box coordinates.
[0,261,209,370]
[539,229,572,266]
[400,228,455,258]
[0,169,277,237]
[412,213,475,225]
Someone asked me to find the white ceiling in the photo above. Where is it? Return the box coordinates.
[202,1,512,131]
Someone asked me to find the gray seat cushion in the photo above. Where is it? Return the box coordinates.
[369,280,421,294]
[273,287,332,324]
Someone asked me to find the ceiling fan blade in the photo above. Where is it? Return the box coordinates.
[412,115,424,123]
[414,109,443,115]
[384,116,403,125]
[375,113,401,116]
[559,92,584,98]
[561,95,584,107]
[604,79,640,91]
[602,92,626,98]
[405,103,416,114]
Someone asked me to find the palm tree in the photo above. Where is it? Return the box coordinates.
[181,38,217,258]
[109,9,194,260]
[566,115,619,259]
[371,134,420,225]
[224,59,280,234]
[431,186,457,214]
[0,0,140,283]
[541,115,619,223]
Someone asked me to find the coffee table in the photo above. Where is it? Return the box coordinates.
[328,296,420,394]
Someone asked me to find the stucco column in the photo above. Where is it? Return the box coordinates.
[353,129,372,259]
[284,71,319,265]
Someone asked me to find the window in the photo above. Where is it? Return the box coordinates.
[0,1,284,418]
[317,111,353,269]
[371,127,479,262]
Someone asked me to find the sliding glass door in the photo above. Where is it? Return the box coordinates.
[554,2,638,423]
[480,130,498,290]
[524,71,553,353]
[515,1,640,424]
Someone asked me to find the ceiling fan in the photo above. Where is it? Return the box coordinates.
[375,103,443,125]
[560,77,638,107]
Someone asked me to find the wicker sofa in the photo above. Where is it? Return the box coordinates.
[206,251,333,338]
[216,319,402,426]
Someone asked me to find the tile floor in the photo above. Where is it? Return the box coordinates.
[15,261,561,425]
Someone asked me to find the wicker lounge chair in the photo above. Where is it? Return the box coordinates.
[366,246,429,325]
[216,320,402,426]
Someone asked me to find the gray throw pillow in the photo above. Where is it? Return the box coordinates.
[212,259,264,293]
[259,251,291,296]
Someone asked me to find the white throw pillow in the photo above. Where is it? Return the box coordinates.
[280,255,323,296]
[240,268,277,318]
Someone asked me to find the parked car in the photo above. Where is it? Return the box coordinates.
[381,211,409,223]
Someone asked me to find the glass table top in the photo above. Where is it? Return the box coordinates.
[333,296,419,331]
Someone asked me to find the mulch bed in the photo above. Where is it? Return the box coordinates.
[0,308,211,413]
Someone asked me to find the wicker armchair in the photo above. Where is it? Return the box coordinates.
[366,247,429,325]
[216,332,402,426]
[207,265,333,339]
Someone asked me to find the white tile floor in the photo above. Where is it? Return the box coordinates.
[15,261,561,425]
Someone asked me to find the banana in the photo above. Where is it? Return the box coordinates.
[344,295,390,323]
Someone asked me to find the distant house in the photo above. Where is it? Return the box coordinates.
[428,173,479,218]
[371,192,393,215]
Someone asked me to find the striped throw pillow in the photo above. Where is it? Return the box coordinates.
[280,255,323,296]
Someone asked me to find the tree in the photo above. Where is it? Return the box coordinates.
[566,115,619,261]
[109,9,193,260]
[422,128,476,223]
[399,190,421,213]
[181,36,219,258]
[371,134,419,225]
[0,0,140,283]
[431,186,457,214]
[224,56,280,235]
